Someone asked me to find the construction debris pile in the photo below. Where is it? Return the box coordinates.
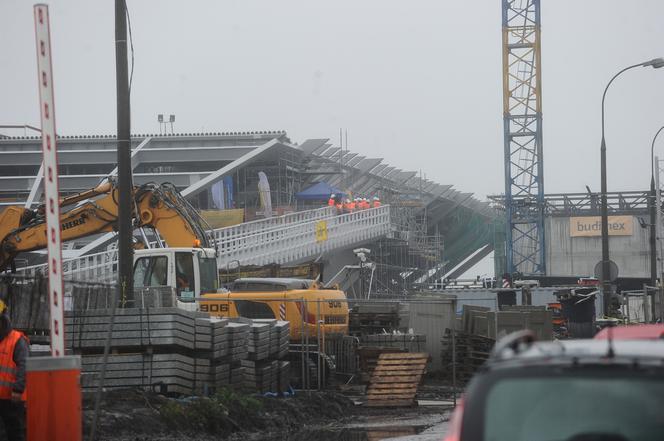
[349,304,402,335]
[65,308,290,395]
[440,329,494,384]
[440,305,555,383]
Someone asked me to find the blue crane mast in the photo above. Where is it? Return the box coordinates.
[501,0,545,275]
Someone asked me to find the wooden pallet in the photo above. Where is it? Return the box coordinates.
[365,352,428,407]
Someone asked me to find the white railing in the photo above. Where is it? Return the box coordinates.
[15,248,119,282]
[217,205,391,268]
[14,205,391,281]
[210,206,335,244]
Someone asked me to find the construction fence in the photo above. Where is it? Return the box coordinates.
[1,275,565,398]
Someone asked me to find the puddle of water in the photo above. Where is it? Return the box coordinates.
[265,425,426,441]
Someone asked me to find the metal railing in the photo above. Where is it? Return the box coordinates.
[13,205,392,281]
[217,205,391,268]
[210,206,335,244]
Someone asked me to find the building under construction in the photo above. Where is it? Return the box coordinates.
[0,131,498,295]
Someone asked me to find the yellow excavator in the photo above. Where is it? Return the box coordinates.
[0,178,213,269]
[0,178,220,299]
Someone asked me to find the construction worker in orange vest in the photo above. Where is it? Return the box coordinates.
[327,194,336,207]
[372,196,381,208]
[0,299,28,441]
[344,198,356,213]
[359,198,370,210]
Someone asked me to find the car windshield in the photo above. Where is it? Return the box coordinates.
[483,374,664,441]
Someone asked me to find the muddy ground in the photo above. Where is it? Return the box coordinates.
[83,381,454,441]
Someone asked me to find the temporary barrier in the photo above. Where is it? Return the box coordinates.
[27,356,81,441]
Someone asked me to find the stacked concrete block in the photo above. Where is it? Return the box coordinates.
[229,365,245,388]
[275,321,290,358]
[247,322,271,361]
[226,322,250,361]
[240,320,291,393]
[241,360,271,393]
[241,359,280,393]
[65,308,208,350]
[65,308,290,395]
[79,353,213,396]
[213,362,231,388]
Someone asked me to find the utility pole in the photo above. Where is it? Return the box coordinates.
[115,0,133,303]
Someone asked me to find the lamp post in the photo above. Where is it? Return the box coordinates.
[650,126,664,296]
[600,57,664,317]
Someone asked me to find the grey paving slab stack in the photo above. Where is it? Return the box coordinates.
[65,307,291,395]
[229,365,244,388]
[275,321,290,358]
[247,322,271,361]
[79,352,213,396]
[65,307,207,351]
[224,321,250,390]
[241,359,274,393]
[226,322,250,361]
[254,319,278,357]
[240,320,291,393]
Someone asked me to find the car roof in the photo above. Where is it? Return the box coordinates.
[594,324,664,340]
[488,339,664,369]
[232,278,315,290]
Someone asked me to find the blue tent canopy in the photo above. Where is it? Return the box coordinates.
[295,182,345,201]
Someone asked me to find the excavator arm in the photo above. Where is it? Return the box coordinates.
[0,179,213,272]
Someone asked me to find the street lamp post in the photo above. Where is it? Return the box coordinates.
[650,126,664,303]
[600,58,664,317]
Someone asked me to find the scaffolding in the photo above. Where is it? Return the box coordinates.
[361,202,443,298]
[234,146,304,211]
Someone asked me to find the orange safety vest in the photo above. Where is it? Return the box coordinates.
[327,198,335,206]
[372,201,381,208]
[0,330,27,401]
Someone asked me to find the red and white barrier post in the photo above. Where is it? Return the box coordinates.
[28,5,81,441]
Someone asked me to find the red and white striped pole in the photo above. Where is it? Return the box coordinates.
[33,3,64,357]
[29,6,81,441]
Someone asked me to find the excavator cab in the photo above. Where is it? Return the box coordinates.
[132,247,219,301]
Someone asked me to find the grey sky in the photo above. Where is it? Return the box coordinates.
[2,0,664,200]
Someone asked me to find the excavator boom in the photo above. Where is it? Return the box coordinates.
[0,179,213,272]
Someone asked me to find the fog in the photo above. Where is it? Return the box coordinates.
[2,0,664,199]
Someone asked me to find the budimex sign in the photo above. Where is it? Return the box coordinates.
[569,216,633,237]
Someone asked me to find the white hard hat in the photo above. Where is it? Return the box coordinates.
[373,196,379,200]
[331,194,335,197]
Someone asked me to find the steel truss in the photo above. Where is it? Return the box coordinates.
[502,0,545,275]
[489,191,653,216]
